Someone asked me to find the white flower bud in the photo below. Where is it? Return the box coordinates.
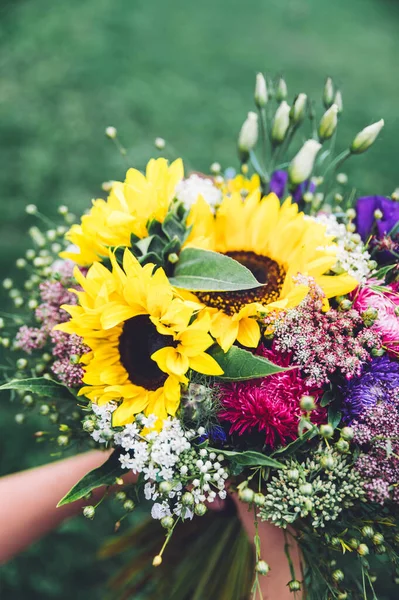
[290,93,307,125]
[288,139,322,185]
[210,162,221,174]
[254,73,268,108]
[319,104,339,141]
[334,90,343,113]
[154,137,165,150]
[271,101,290,145]
[25,204,38,215]
[105,126,117,139]
[323,77,334,107]
[350,119,384,154]
[238,112,259,154]
[276,77,287,101]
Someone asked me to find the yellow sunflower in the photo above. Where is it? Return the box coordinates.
[61,158,184,266]
[184,190,358,352]
[56,249,222,426]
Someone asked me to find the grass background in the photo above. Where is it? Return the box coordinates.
[0,0,399,597]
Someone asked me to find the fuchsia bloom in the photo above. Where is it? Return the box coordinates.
[218,347,325,449]
[352,283,399,355]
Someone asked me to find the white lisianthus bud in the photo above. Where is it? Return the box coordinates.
[271,101,290,145]
[105,126,117,139]
[254,73,268,108]
[276,77,288,101]
[290,93,307,125]
[323,77,334,107]
[319,104,339,141]
[288,139,322,185]
[350,119,384,154]
[334,90,343,113]
[238,112,259,155]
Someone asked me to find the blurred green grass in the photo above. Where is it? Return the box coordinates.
[0,0,399,597]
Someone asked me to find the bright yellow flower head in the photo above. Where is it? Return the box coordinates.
[55,248,222,427]
[184,191,357,352]
[61,158,184,266]
[218,173,261,196]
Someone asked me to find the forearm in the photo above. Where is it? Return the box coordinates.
[0,450,111,564]
[235,498,303,600]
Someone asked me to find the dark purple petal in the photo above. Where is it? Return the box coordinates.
[377,197,399,236]
[355,196,381,241]
[269,170,288,199]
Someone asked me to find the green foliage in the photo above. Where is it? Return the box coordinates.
[0,377,75,400]
[57,452,124,507]
[170,248,262,291]
[213,448,284,469]
[209,344,286,380]
[1,0,399,597]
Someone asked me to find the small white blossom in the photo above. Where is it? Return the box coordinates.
[175,174,222,211]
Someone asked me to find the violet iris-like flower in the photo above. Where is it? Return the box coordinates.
[341,355,399,423]
[269,170,315,204]
[355,196,399,241]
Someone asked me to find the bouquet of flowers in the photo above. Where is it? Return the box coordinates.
[3,73,399,599]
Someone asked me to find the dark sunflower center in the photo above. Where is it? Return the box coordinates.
[196,251,286,315]
[118,315,175,390]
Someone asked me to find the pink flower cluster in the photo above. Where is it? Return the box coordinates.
[14,261,89,388]
[264,280,382,386]
[50,330,90,387]
[352,282,399,356]
[218,347,326,449]
[352,396,399,505]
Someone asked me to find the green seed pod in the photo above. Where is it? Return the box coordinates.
[357,543,369,556]
[161,516,174,529]
[115,491,127,502]
[332,570,344,583]
[239,488,255,504]
[255,560,270,575]
[375,544,387,555]
[299,395,316,411]
[123,499,135,512]
[159,481,173,494]
[320,424,334,439]
[336,439,350,453]
[340,427,354,441]
[182,492,195,506]
[361,526,374,539]
[288,580,301,592]
[194,503,207,517]
[254,493,266,506]
[83,505,95,519]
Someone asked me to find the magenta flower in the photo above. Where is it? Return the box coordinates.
[353,283,399,355]
[218,347,325,449]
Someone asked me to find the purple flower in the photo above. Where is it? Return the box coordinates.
[341,355,399,422]
[269,170,316,204]
[355,196,399,241]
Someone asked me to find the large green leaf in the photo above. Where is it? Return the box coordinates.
[213,448,284,469]
[57,451,124,506]
[0,377,75,399]
[209,344,287,381]
[169,248,262,291]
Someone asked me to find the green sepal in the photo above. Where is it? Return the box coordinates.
[209,344,287,381]
[169,248,262,291]
[161,212,188,243]
[57,451,125,507]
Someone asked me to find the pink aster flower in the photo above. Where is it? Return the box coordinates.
[352,282,399,355]
[218,347,325,449]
